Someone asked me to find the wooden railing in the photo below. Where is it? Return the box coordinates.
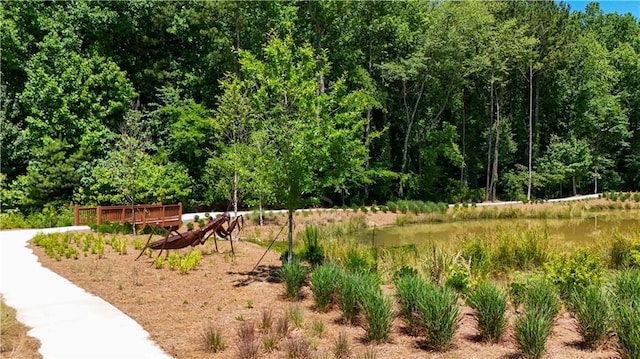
[74,203,182,229]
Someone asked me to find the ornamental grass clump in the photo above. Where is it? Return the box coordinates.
[570,285,610,349]
[514,279,559,359]
[202,324,226,353]
[394,272,427,336]
[310,262,340,312]
[338,270,378,325]
[418,283,460,351]
[466,281,507,343]
[280,259,306,299]
[360,286,394,342]
[613,270,640,359]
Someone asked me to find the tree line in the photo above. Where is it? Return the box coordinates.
[1,1,638,214]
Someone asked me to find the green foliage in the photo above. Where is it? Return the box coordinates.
[280,260,306,299]
[299,225,325,267]
[359,288,393,343]
[545,248,604,299]
[609,231,640,269]
[417,284,460,351]
[394,272,427,336]
[612,270,640,359]
[310,263,340,312]
[466,281,507,343]
[337,270,378,325]
[570,285,610,349]
[514,278,559,359]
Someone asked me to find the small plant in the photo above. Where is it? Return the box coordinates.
[246,299,254,309]
[418,284,460,351]
[287,304,304,328]
[333,331,351,359]
[285,335,312,359]
[545,248,604,299]
[154,256,164,269]
[570,285,610,349]
[186,222,194,231]
[275,313,290,339]
[386,201,397,213]
[202,324,226,353]
[299,225,325,267]
[310,263,340,312]
[338,271,365,325]
[311,319,326,337]
[355,347,377,359]
[466,281,507,342]
[236,321,259,359]
[259,308,273,332]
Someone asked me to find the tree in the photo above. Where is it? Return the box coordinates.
[236,29,375,261]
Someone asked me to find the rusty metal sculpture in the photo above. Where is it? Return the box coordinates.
[135,213,244,260]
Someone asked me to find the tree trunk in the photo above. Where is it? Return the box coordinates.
[572,175,577,196]
[399,80,425,198]
[490,88,501,201]
[485,79,495,201]
[287,210,294,263]
[527,63,533,201]
[460,95,466,186]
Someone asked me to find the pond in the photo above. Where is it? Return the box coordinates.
[361,213,640,251]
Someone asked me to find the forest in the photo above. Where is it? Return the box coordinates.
[1,0,639,214]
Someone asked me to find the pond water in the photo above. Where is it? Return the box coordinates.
[361,214,640,251]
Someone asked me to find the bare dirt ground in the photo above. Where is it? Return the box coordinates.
[28,208,621,359]
[1,296,42,359]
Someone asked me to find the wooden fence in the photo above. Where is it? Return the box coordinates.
[74,203,182,229]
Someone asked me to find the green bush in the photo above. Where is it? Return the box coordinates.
[462,237,492,276]
[418,284,460,351]
[338,271,377,325]
[280,260,306,299]
[310,263,340,312]
[360,288,393,342]
[570,285,610,349]
[609,232,640,269]
[614,269,640,304]
[386,201,397,213]
[394,273,427,336]
[466,281,507,343]
[545,248,604,300]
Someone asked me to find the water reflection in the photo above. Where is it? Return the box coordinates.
[363,216,640,250]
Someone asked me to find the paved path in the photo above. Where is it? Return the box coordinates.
[0,227,172,359]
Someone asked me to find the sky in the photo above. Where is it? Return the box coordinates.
[562,0,640,19]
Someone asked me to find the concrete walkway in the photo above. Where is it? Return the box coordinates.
[0,227,172,359]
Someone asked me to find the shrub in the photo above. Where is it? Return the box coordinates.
[466,281,507,343]
[609,232,640,269]
[310,263,340,312]
[386,201,397,213]
[418,284,460,351]
[570,285,610,349]
[462,237,492,276]
[545,248,604,300]
[394,273,426,336]
[445,261,471,294]
[280,260,306,299]
[202,325,226,353]
[360,288,394,342]
[614,269,640,304]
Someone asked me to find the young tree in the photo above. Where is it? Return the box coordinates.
[236,29,376,261]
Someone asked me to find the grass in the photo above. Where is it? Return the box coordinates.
[394,272,427,336]
[613,269,640,359]
[570,285,610,349]
[280,260,306,299]
[287,304,304,328]
[202,324,226,353]
[418,283,460,351]
[310,262,340,312]
[466,281,507,343]
[360,288,394,343]
[333,331,351,359]
[236,321,259,359]
[514,278,559,359]
[285,335,312,359]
